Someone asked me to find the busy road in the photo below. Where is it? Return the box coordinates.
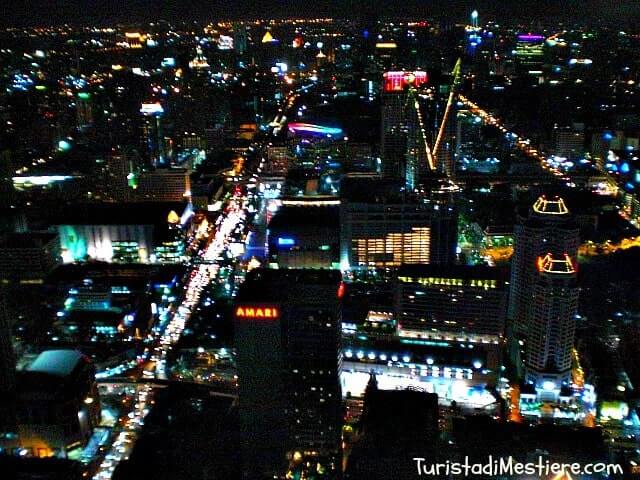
[92,192,249,480]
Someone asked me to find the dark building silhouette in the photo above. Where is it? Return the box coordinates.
[346,376,439,480]
[234,269,343,479]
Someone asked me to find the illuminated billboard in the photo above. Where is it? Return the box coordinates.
[517,34,545,42]
[140,102,164,115]
[218,35,234,50]
[287,122,343,136]
[235,306,280,319]
[383,71,428,92]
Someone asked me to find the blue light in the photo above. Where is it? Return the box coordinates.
[603,132,614,141]
[621,162,630,174]
[277,237,295,246]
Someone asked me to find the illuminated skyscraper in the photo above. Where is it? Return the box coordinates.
[234,269,343,479]
[233,22,248,55]
[340,175,457,270]
[75,92,93,130]
[509,196,579,391]
[140,102,166,167]
[509,196,579,336]
[525,254,578,391]
[514,34,546,71]
[380,71,431,189]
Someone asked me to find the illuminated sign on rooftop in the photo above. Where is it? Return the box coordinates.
[235,306,280,319]
[287,122,343,136]
[140,102,164,115]
[517,34,545,42]
[532,195,569,215]
[536,253,576,274]
[383,71,428,92]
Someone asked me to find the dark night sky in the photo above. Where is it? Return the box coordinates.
[0,0,638,27]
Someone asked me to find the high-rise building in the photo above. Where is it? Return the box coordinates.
[0,288,16,432]
[0,232,61,283]
[140,102,166,167]
[396,264,509,342]
[134,168,191,203]
[102,151,134,202]
[267,205,340,269]
[266,145,293,175]
[509,196,580,393]
[509,195,579,338]
[75,92,93,130]
[233,22,248,56]
[380,71,430,189]
[525,253,578,391]
[552,124,585,159]
[514,34,546,71]
[234,269,343,479]
[340,176,457,270]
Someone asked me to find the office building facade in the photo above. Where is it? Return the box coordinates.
[396,264,508,342]
[234,269,343,479]
[525,254,579,390]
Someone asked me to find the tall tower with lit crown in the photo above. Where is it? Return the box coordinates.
[509,196,579,388]
[380,71,431,189]
[140,102,166,167]
[509,196,579,330]
[525,254,578,390]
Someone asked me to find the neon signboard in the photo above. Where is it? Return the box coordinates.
[383,71,428,92]
[235,306,280,319]
[277,237,296,246]
[536,253,576,274]
[140,102,164,115]
[287,123,343,136]
[517,34,545,42]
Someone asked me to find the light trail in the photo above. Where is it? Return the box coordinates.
[432,58,462,160]
[93,193,248,480]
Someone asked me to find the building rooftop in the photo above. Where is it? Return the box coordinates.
[268,205,339,230]
[43,202,188,226]
[532,195,570,216]
[27,349,85,378]
[397,263,509,282]
[237,268,342,302]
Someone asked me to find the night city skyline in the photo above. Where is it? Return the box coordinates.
[2,1,640,26]
[1,2,640,480]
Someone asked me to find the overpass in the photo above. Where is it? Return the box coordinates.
[97,377,238,400]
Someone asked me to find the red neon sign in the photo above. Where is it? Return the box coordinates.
[383,71,428,92]
[337,282,345,299]
[235,306,280,319]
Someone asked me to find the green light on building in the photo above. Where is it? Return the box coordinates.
[127,172,138,189]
